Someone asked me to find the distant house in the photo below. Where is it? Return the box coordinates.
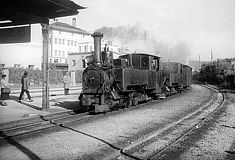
[0,64,5,69]
[28,65,35,70]
[231,59,235,65]
[14,64,21,68]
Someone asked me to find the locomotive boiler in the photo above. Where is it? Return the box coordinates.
[79,32,192,113]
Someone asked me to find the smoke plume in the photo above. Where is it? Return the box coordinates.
[95,24,191,64]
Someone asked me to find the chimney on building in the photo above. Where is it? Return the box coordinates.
[72,18,76,27]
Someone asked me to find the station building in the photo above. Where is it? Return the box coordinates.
[48,19,92,71]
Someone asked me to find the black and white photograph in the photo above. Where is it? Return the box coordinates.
[0,0,235,159]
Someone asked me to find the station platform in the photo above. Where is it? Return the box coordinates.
[0,91,81,124]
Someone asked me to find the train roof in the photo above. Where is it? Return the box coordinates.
[162,62,192,68]
[119,53,160,59]
[162,62,183,65]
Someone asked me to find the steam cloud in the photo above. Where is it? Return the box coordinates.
[95,24,191,64]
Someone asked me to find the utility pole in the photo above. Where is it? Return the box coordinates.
[210,50,213,84]
[198,54,200,71]
[211,50,213,61]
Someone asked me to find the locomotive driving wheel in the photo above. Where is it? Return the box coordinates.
[125,98,132,108]
[132,97,138,106]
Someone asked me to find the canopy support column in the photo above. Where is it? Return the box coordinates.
[41,19,50,110]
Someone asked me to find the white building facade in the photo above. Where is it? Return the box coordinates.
[49,20,125,72]
[49,21,92,69]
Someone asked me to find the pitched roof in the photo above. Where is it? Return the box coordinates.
[50,22,91,35]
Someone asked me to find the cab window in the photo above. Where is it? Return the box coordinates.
[141,56,149,69]
[132,55,140,69]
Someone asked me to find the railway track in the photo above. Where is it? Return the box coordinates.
[101,85,225,160]
[0,84,225,160]
[0,110,91,140]
[0,87,188,140]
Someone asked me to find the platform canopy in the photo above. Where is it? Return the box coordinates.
[0,0,85,27]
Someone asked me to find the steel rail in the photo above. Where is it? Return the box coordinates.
[0,111,91,140]
[145,84,225,160]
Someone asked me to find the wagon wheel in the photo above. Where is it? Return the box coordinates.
[107,99,115,110]
[125,98,132,108]
[132,97,138,106]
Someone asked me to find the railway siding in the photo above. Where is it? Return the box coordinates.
[0,84,230,160]
[106,85,225,160]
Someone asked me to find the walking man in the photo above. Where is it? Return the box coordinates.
[19,71,33,102]
[63,72,70,95]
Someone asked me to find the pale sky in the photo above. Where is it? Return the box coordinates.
[0,0,235,67]
[61,0,235,61]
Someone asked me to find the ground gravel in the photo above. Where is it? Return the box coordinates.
[158,93,235,160]
[180,93,235,160]
[0,85,218,160]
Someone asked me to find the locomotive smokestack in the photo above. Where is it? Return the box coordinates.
[92,32,103,66]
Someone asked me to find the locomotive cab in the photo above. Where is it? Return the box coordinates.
[113,53,162,103]
[117,53,160,71]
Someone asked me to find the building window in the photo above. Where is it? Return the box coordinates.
[54,50,57,57]
[62,51,65,57]
[65,59,68,64]
[90,46,92,52]
[79,46,81,53]
[50,59,52,63]
[55,38,57,44]
[74,41,77,46]
[58,50,61,57]
[59,31,61,34]
[54,59,59,63]
[67,40,70,46]
[59,39,61,44]
[62,39,65,45]
[84,46,87,52]
[71,40,73,46]
[72,60,76,66]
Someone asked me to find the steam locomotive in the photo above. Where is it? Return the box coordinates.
[79,32,192,113]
